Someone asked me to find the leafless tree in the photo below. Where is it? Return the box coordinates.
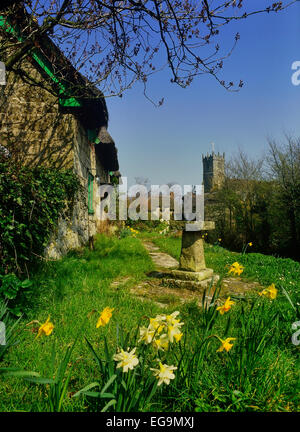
[0,1,297,103]
[226,148,265,181]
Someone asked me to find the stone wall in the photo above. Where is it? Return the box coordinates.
[0,62,75,169]
[44,113,110,258]
[0,60,109,259]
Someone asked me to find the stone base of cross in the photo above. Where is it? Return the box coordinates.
[162,221,219,290]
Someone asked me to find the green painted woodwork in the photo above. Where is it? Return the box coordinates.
[88,172,94,214]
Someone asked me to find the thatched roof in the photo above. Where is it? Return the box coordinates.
[95,126,119,171]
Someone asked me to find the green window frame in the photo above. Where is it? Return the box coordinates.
[88,173,94,215]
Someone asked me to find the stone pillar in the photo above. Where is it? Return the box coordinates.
[180,231,206,271]
[162,221,219,289]
[179,221,214,271]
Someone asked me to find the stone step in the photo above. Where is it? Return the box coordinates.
[162,275,220,292]
[148,252,179,269]
[164,268,214,282]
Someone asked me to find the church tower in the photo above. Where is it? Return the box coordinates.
[202,151,225,193]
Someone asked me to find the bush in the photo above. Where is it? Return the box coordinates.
[0,158,79,275]
[0,273,33,316]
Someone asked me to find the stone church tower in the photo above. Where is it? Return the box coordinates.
[202,152,225,193]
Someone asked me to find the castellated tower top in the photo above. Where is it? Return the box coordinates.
[202,151,225,193]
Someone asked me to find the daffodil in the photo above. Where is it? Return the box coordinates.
[149,317,165,334]
[216,297,235,315]
[139,312,184,346]
[150,361,177,386]
[228,261,244,276]
[165,312,184,343]
[113,347,139,373]
[36,316,54,338]
[167,324,184,343]
[217,337,236,353]
[96,307,114,328]
[152,334,169,351]
[139,315,166,344]
[174,332,183,342]
[248,242,253,247]
[138,326,155,344]
[165,311,181,325]
[259,283,277,300]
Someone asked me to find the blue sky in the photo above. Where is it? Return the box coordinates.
[105,1,300,187]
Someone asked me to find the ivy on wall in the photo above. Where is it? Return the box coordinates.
[0,157,80,275]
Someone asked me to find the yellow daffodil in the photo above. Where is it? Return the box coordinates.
[248,242,253,247]
[216,297,235,315]
[259,283,277,300]
[174,332,183,342]
[167,324,184,343]
[96,306,114,328]
[165,311,181,325]
[149,317,165,334]
[139,315,166,344]
[36,316,54,338]
[150,361,177,386]
[139,311,184,346]
[228,261,244,276]
[152,334,169,351]
[218,238,222,242]
[113,347,139,373]
[217,337,236,353]
[165,312,184,343]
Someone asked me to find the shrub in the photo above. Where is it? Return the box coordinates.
[0,273,33,316]
[0,158,79,275]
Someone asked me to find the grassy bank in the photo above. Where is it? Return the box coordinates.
[1,233,299,412]
[152,234,300,303]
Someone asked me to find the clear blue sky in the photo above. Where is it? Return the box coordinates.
[106,1,300,187]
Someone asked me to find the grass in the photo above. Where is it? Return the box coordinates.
[0,234,160,411]
[152,233,300,303]
[0,232,300,412]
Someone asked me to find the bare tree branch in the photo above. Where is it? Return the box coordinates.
[0,1,297,101]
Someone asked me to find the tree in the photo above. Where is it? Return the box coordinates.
[206,141,300,259]
[266,134,300,256]
[0,1,297,103]
[226,148,265,181]
[207,149,273,252]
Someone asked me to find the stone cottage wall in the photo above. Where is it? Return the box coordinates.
[45,117,109,258]
[0,62,109,259]
[0,63,75,169]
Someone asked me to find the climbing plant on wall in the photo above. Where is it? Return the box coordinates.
[0,157,80,275]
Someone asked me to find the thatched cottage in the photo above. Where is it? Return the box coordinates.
[0,10,120,258]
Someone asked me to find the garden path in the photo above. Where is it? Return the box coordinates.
[110,240,264,309]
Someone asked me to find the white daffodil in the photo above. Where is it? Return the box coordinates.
[113,347,139,373]
[138,326,155,344]
[150,361,177,386]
